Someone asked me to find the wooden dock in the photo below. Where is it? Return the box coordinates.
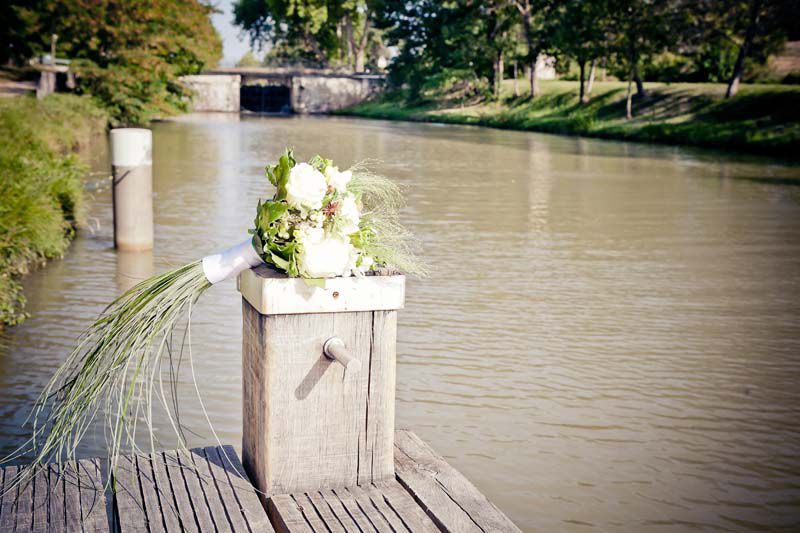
[0,430,520,532]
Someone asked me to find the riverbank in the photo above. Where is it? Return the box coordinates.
[0,94,107,328]
[339,80,800,157]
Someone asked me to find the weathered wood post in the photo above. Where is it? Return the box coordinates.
[238,265,405,502]
[110,128,153,251]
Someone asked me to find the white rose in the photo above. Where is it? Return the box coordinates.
[286,163,327,211]
[337,194,361,235]
[298,232,355,278]
[295,224,323,244]
[324,166,352,193]
[358,254,374,273]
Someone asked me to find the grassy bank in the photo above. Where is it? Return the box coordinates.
[340,80,800,156]
[0,94,107,328]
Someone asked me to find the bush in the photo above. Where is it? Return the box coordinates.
[418,68,490,103]
[0,95,107,327]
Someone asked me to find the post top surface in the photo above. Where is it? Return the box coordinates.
[238,265,405,315]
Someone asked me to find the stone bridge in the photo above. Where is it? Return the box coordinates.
[179,68,385,114]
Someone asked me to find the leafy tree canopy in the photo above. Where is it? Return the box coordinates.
[3,0,222,125]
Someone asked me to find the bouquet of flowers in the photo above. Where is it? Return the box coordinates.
[2,149,423,492]
[249,149,421,281]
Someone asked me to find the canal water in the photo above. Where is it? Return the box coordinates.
[2,114,800,531]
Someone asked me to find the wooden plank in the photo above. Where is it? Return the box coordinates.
[63,461,84,531]
[394,430,521,533]
[32,465,50,533]
[78,458,108,531]
[204,446,249,531]
[374,480,439,533]
[340,486,394,532]
[189,448,231,531]
[0,465,19,532]
[151,452,181,531]
[164,450,199,532]
[298,492,344,532]
[358,310,397,485]
[364,483,411,533]
[267,494,314,533]
[330,487,378,532]
[306,491,348,532]
[320,488,371,532]
[218,444,272,531]
[14,466,34,532]
[177,450,216,531]
[113,455,148,532]
[137,454,166,533]
[47,464,66,532]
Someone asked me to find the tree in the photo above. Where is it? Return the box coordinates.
[553,0,607,104]
[374,0,496,101]
[485,1,518,98]
[342,1,376,72]
[234,0,380,71]
[606,0,674,118]
[4,0,221,125]
[512,0,557,98]
[236,51,261,67]
[689,0,799,97]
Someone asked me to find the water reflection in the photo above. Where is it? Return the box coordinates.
[1,116,800,531]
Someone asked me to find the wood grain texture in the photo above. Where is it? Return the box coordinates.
[205,446,250,531]
[78,458,108,532]
[319,489,370,531]
[219,444,273,531]
[63,462,83,531]
[151,451,181,531]
[32,465,49,532]
[190,448,230,531]
[137,454,167,533]
[358,310,397,486]
[268,494,314,533]
[163,451,199,532]
[239,265,405,315]
[177,450,216,531]
[14,466,33,532]
[395,430,522,533]
[114,455,148,533]
[48,464,66,532]
[242,299,397,498]
[375,480,440,533]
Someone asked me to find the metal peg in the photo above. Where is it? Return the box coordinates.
[323,337,361,373]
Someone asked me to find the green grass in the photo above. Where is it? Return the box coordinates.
[339,80,800,156]
[0,94,108,328]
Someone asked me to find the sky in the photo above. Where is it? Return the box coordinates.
[210,0,257,67]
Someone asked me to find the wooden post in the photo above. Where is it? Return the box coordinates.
[110,128,153,251]
[238,265,405,502]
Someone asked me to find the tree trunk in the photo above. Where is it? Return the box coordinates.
[726,0,762,98]
[579,60,587,104]
[586,59,597,96]
[513,62,519,97]
[345,11,371,72]
[626,68,634,120]
[634,70,646,98]
[494,49,504,98]
[518,2,538,98]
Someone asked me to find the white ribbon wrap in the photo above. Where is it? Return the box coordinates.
[202,239,264,284]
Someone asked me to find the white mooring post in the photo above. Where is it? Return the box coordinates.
[110,128,153,251]
[238,265,405,502]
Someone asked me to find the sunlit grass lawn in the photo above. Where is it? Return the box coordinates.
[341,79,800,156]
